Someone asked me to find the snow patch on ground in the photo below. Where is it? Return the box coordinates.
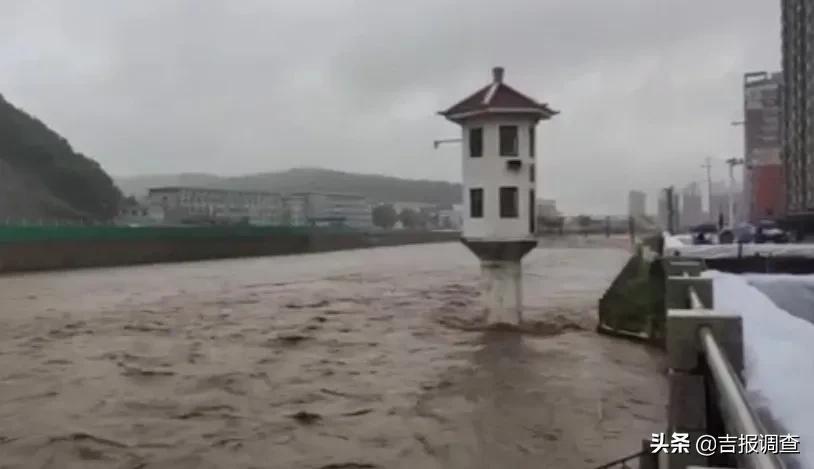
[662,236,814,259]
[705,270,814,468]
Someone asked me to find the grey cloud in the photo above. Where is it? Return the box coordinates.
[1,0,781,214]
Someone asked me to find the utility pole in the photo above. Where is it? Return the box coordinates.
[702,157,714,223]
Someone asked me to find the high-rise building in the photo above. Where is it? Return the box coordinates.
[681,182,704,228]
[742,71,784,222]
[627,190,646,218]
[658,190,680,231]
[782,0,814,225]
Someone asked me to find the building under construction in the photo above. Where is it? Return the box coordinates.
[742,71,784,223]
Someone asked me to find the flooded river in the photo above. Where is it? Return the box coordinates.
[0,238,665,469]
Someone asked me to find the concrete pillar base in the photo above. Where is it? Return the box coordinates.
[480,260,523,325]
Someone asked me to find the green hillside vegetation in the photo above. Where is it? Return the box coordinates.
[0,94,122,221]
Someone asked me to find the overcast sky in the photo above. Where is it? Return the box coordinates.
[1,0,781,214]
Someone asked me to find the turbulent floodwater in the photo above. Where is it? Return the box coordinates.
[0,237,666,469]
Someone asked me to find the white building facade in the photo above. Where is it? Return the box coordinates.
[439,204,463,229]
[283,193,373,229]
[145,187,373,228]
[460,116,539,240]
[391,201,437,213]
[147,187,283,225]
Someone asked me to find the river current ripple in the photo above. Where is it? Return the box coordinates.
[0,237,665,469]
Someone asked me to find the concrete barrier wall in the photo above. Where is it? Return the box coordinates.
[0,230,460,273]
[705,256,814,274]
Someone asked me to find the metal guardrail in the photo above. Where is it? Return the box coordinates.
[699,325,784,469]
[689,287,703,310]
[592,448,649,469]
[666,258,786,469]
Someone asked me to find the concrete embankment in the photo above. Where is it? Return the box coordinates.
[596,237,666,346]
[596,232,814,347]
[0,226,459,273]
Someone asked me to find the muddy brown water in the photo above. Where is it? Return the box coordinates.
[0,237,665,469]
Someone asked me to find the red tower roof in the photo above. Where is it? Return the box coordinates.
[439,67,558,123]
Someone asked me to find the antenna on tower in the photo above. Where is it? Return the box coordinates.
[432,138,462,149]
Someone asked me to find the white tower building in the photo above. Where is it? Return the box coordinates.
[439,67,558,324]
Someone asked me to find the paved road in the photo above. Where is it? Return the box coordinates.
[0,238,665,469]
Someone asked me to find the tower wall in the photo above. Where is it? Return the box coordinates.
[460,116,539,241]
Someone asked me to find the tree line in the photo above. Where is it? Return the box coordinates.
[0,94,122,221]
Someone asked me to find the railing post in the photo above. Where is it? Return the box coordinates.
[662,257,704,277]
[665,276,713,310]
[640,438,659,469]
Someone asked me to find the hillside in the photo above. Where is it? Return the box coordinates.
[117,168,463,206]
[0,94,122,221]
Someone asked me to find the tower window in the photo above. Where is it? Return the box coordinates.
[470,188,484,218]
[499,126,518,156]
[529,189,536,233]
[499,186,518,218]
[529,126,536,158]
[469,127,483,157]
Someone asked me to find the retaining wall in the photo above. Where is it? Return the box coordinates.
[0,227,460,273]
[597,245,666,345]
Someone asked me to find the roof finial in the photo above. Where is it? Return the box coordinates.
[492,67,504,84]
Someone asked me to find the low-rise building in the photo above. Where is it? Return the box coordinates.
[438,204,463,229]
[536,199,560,218]
[147,187,283,225]
[391,201,438,214]
[283,192,373,229]
[146,187,374,228]
[281,194,308,226]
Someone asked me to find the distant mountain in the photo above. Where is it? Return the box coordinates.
[116,168,463,206]
[0,94,122,221]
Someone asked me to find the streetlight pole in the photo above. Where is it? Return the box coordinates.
[725,157,745,228]
[731,120,747,223]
